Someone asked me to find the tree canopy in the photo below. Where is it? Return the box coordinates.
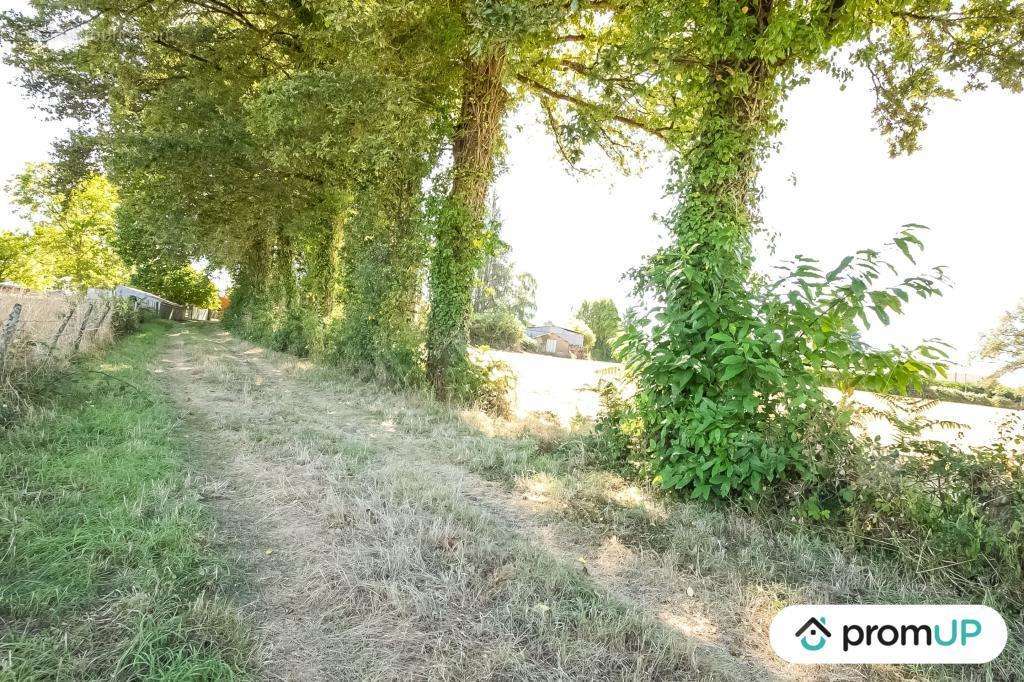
[4,0,1023,499]
[576,298,621,361]
[3,164,127,291]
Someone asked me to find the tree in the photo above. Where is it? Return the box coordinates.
[576,298,620,361]
[980,299,1024,383]
[582,0,1024,496]
[130,261,219,308]
[566,317,595,357]
[472,231,537,325]
[5,165,127,291]
[0,231,54,289]
[2,0,650,401]
[469,309,525,350]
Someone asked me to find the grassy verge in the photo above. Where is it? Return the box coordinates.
[0,322,252,680]
[453,411,1024,679]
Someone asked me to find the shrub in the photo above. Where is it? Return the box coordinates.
[469,309,525,351]
[110,298,142,338]
[914,380,1024,410]
[617,227,949,500]
[804,417,1024,611]
[462,348,516,418]
[269,309,312,357]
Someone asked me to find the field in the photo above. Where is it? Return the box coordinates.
[493,350,1024,446]
[4,322,1019,680]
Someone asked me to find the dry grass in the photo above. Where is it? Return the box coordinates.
[0,292,114,352]
[159,324,1021,681]
[0,292,117,424]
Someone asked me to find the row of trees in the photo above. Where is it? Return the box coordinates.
[5,0,1024,496]
[1,163,219,307]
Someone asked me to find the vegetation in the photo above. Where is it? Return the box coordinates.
[110,297,144,338]
[469,308,526,351]
[913,379,1024,410]
[129,261,220,309]
[4,0,1024,658]
[170,322,1024,679]
[576,298,621,361]
[2,165,127,290]
[980,297,1024,383]
[471,229,537,326]
[0,323,252,678]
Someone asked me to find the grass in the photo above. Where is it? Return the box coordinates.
[448,415,1024,680]
[193,323,1022,679]
[0,321,252,680]
[12,319,1015,679]
[167,325,743,679]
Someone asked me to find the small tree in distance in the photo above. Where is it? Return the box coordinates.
[577,299,622,362]
[979,299,1024,384]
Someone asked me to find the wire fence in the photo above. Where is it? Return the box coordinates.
[0,291,119,424]
[0,291,115,358]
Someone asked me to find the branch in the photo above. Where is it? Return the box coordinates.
[515,73,667,141]
[153,37,222,71]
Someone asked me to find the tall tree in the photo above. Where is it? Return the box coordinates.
[7,165,127,291]
[594,0,1024,496]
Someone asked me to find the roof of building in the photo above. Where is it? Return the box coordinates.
[525,325,584,348]
[113,285,181,307]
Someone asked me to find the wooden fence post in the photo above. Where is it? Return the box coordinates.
[0,303,23,362]
[73,303,95,351]
[49,304,77,354]
[90,301,113,341]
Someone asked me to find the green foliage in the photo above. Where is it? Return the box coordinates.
[576,299,620,361]
[110,298,142,338]
[0,323,252,677]
[463,348,516,418]
[618,228,949,500]
[3,166,127,291]
[910,379,1024,410]
[130,262,219,308]
[0,231,52,289]
[587,0,1024,504]
[469,309,525,350]
[566,318,595,356]
[805,419,1024,611]
[472,224,537,325]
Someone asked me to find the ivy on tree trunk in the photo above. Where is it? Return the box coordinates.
[426,47,508,401]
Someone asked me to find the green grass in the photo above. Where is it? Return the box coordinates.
[0,322,252,680]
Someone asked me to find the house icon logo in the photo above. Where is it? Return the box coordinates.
[795,617,831,651]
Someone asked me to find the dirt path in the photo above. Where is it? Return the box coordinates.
[156,325,913,681]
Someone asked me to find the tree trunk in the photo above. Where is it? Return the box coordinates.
[666,66,776,288]
[303,196,347,324]
[426,47,508,400]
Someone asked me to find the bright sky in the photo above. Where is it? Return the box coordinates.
[3,13,1023,380]
[497,74,1024,382]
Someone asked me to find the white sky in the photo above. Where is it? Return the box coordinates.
[3,16,1023,380]
[497,74,1024,382]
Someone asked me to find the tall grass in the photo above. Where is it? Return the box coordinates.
[0,322,252,679]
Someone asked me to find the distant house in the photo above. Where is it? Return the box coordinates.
[526,325,586,359]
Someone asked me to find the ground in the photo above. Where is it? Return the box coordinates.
[148,323,1015,680]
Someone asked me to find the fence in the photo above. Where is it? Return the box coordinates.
[0,291,115,358]
[0,291,119,422]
